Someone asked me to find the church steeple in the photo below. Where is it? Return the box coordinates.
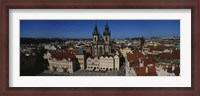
[103,21,111,45]
[93,22,99,43]
[103,21,111,36]
[93,23,99,36]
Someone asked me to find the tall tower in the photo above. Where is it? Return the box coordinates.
[92,23,99,56]
[103,21,111,44]
[103,21,111,53]
[93,23,99,44]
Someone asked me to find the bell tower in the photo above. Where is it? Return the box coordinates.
[92,23,99,56]
[103,21,111,44]
[93,23,99,44]
[103,21,111,53]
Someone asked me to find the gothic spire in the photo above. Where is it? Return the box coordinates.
[103,21,111,36]
[93,22,99,36]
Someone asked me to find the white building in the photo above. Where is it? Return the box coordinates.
[86,54,120,71]
[99,56,113,70]
[86,57,99,71]
[44,51,79,73]
[114,55,120,70]
[48,58,75,73]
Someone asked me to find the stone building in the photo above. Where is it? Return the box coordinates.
[92,22,112,56]
[75,48,86,69]
[86,53,120,71]
[44,51,79,73]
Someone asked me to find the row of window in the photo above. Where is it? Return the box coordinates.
[87,67,118,70]
[51,64,72,68]
[50,60,73,63]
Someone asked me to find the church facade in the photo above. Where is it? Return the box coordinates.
[92,22,112,56]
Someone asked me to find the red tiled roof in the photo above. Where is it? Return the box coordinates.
[135,67,147,76]
[158,50,180,59]
[132,51,143,58]
[127,53,137,61]
[127,52,140,67]
[51,51,75,60]
[143,57,157,66]
[146,66,157,76]
[135,66,157,76]
[129,61,139,67]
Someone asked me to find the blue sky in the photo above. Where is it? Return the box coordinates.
[20,20,180,38]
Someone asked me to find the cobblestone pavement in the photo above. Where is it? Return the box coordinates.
[37,69,125,76]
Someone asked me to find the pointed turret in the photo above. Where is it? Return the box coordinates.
[103,21,111,36]
[93,23,99,43]
[93,23,99,36]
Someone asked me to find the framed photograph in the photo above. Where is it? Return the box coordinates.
[1,0,199,96]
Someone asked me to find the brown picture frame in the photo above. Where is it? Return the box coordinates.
[0,0,199,96]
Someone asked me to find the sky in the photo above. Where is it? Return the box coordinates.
[20,20,180,38]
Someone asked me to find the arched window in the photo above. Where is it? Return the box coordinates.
[105,37,108,41]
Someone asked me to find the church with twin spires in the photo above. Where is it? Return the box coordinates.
[92,21,112,56]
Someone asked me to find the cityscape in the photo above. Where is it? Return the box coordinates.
[20,20,180,76]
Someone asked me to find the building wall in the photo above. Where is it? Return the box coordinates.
[76,55,85,69]
[93,35,99,43]
[86,56,120,71]
[104,44,110,53]
[48,58,76,73]
[92,45,98,56]
[98,56,113,70]
[114,55,120,70]
[104,36,110,45]
[86,57,99,70]
[98,45,104,56]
